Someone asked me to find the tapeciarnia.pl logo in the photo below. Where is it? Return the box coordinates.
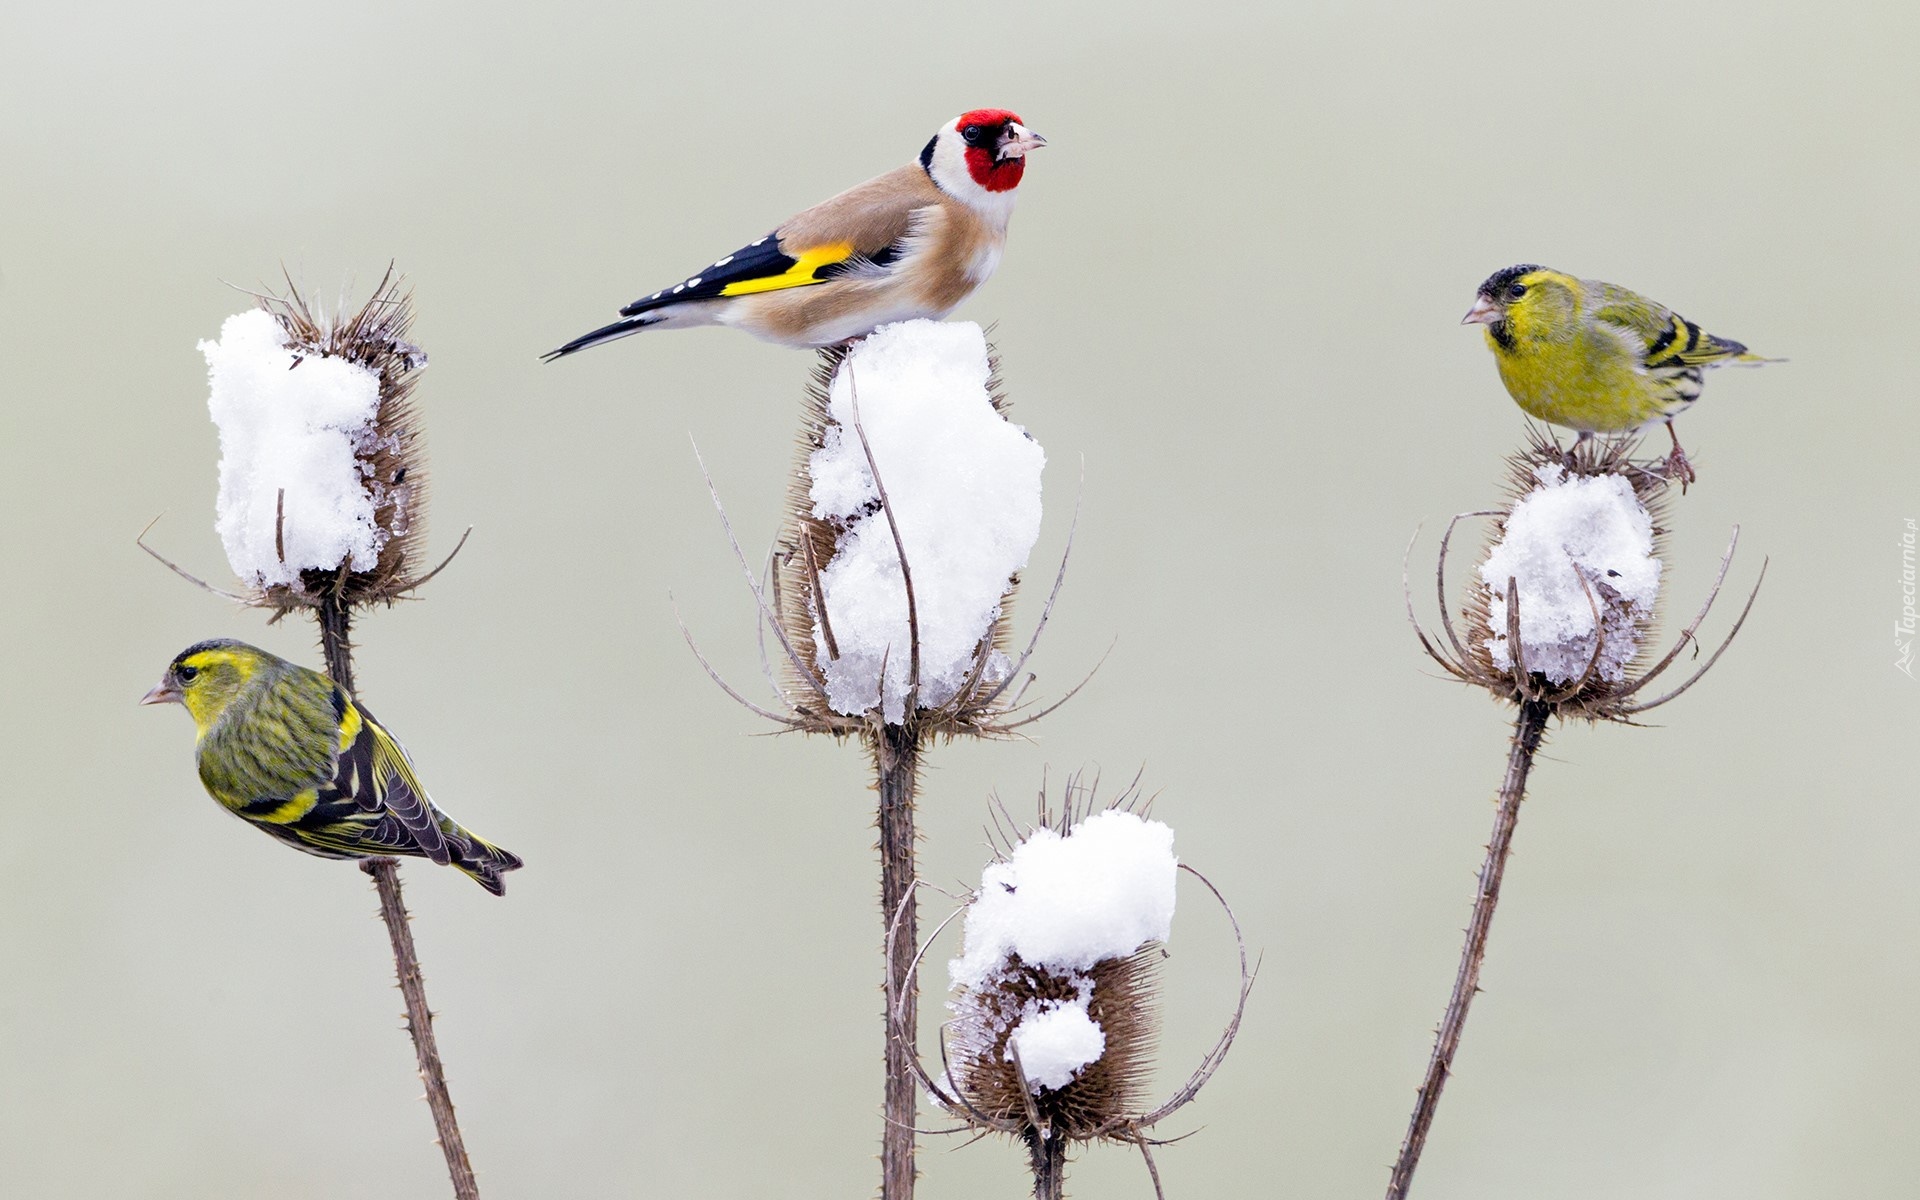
[1899,518,1917,678]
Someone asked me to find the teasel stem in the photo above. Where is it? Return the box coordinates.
[874,720,922,1200]
[316,585,357,693]
[314,589,481,1200]
[361,858,481,1200]
[1385,697,1550,1200]
[1024,1128,1067,1200]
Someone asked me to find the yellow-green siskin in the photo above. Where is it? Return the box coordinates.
[142,639,522,894]
[1462,264,1772,479]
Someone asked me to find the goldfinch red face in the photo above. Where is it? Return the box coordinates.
[922,109,1046,219]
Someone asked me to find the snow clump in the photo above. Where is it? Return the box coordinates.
[808,319,1045,724]
[200,309,393,589]
[1480,463,1662,685]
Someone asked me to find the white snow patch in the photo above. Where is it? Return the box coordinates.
[809,319,1045,723]
[200,309,391,589]
[948,808,1177,1094]
[1480,464,1662,685]
[951,809,1177,989]
[1008,1002,1106,1091]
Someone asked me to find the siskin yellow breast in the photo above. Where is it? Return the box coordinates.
[1487,320,1673,433]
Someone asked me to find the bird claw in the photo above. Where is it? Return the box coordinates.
[1663,444,1696,491]
[1660,424,1697,492]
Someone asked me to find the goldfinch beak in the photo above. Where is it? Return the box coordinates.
[1000,123,1048,158]
[1461,296,1502,326]
[140,680,183,706]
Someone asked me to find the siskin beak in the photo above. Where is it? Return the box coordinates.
[1000,123,1048,158]
[140,680,183,706]
[1461,296,1502,326]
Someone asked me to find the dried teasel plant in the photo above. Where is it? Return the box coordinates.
[678,321,1096,1200]
[1386,427,1765,1200]
[681,333,1090,743]
[138,270,483,1200]
[771,340,1044,737]
[888,772,1253,1200]
[1411,428,1762,722]
[140,268,470,680]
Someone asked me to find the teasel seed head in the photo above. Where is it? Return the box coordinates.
[772,321,1045,736]
[1409,429,1765,722]
[892,774,1253,1186]
[196,268,448,616]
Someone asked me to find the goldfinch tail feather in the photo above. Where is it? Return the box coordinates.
[542,314,667,362]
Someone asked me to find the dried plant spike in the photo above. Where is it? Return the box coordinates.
[1410,428,1760,722]
[1479,467,1659,688]
[199,268,431,614]
[946,806,1172,1144]
[896,778,1250,1198]
[775,320,1044,731]
[136,515,254,603]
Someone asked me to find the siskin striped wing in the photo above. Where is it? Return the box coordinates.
[1590,285,1751,370]
[329,698,452,865]
[1634,310,1749,369]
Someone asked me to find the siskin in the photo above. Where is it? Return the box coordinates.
[1462,265,1773,481]
[142,639,522,894]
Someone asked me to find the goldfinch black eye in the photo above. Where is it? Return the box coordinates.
[962,124,982,143]
[1506,282,1529,300]
[177,665,199,682]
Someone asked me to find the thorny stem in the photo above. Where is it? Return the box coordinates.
[361,858,481,1200]
[1385,698,1550,1200]
[873,721,922,1200]
[1024,1128,1067,1200]
[316,588,357,693]
[316,591,481,1200]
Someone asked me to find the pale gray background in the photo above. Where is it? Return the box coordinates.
[2,1,1914,1196]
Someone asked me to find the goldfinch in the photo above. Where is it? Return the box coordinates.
[142,640,522,894]
[544,109,1046,357]
[1463,264,1772,480]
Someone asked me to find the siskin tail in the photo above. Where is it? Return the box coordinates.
[453,835,525,896]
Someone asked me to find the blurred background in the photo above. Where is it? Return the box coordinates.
[2,1,1914,1196]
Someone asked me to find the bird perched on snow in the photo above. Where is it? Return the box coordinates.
[543,109,1046,357]
[142,639,522,894]
[1463,264,1772,481]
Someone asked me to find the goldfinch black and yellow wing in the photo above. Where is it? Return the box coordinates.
[543,233,902,360]
[543,170,927,360]
[625,234,896,312]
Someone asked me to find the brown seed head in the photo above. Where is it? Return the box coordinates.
[253,269,431,613]
[1410,429,1762,722]
[948,947,1161,1141]
[773,341,1023,737]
